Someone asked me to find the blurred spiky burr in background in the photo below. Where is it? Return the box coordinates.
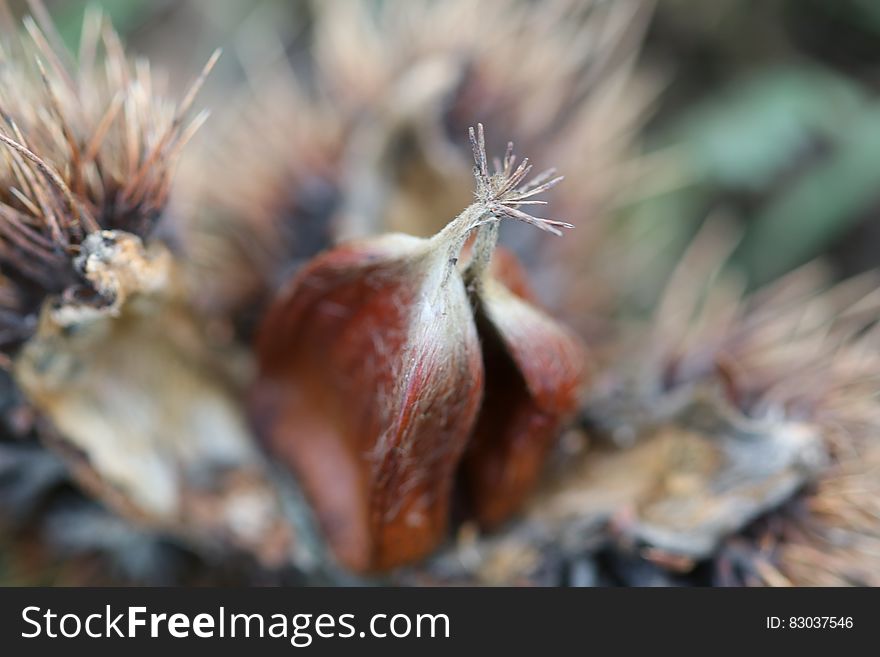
[581,224,880,587]
[0,1,314,582]
[174,64,343,340]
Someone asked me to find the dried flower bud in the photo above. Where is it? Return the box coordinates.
[253,124,572,571]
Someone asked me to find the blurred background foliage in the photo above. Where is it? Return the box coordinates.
[637,0,880,296]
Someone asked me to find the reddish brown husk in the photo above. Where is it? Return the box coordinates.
[462,249,587,528]
[254,123,574,570]
[252,234,483,572]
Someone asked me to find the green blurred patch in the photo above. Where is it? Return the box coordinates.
[670,68,861,190]
[636,65,880,288]
[739,102,880,283]
[50,0,157,50]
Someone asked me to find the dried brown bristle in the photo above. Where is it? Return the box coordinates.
[468,123,569,236]
[0,3,216,352]
[582,218,880,584]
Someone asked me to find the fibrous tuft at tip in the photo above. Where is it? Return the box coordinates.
[469,123,570,236]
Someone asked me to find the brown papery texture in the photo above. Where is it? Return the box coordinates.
[253,234,483,571]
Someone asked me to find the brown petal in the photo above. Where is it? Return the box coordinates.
[462,250,587,528]
[253,234,483,571]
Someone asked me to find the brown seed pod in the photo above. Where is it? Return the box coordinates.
[253,124,571,572]
[462,238,587,528]
[254,233,484,572]
[454,132,588,528]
